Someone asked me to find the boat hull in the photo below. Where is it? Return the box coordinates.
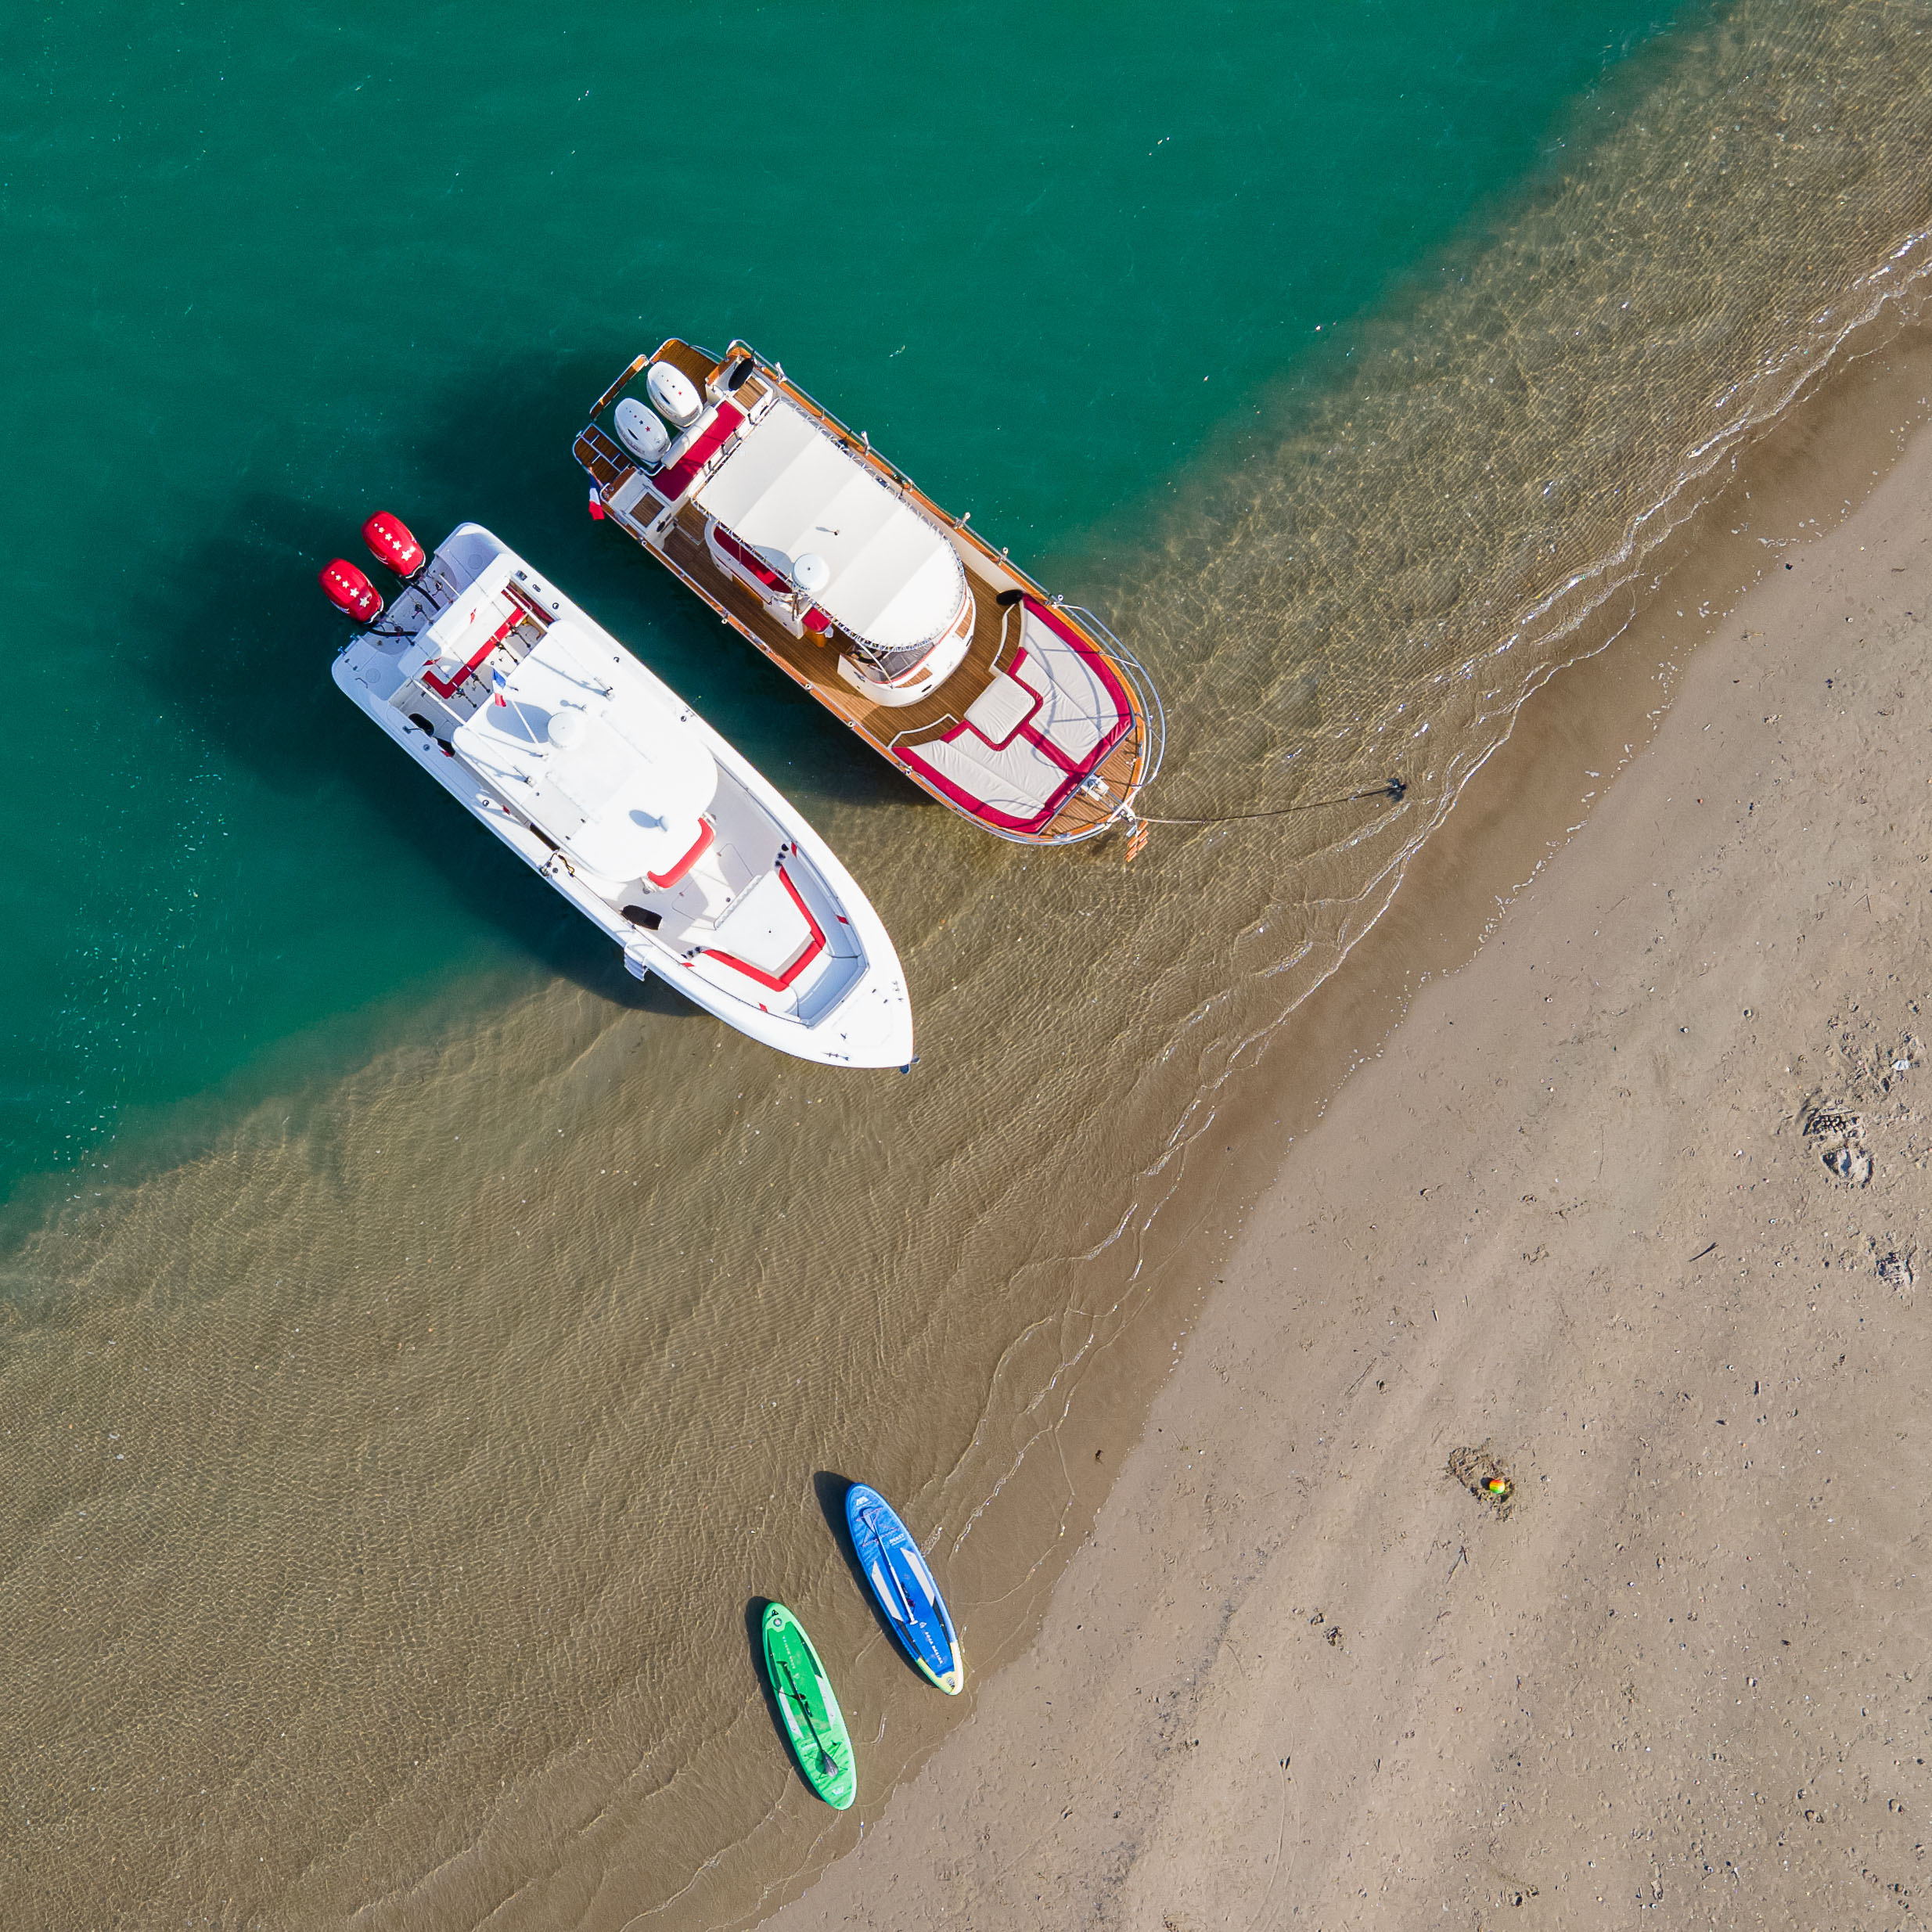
[576,340,1164,846]
[331,524,915,1068]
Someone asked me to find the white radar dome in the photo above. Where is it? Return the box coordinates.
[646,362,703,430]
[791,551,830,595]
[614,398,669,468]
[546,709,588,750]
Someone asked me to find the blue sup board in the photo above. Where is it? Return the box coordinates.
[845,1483,963,1694]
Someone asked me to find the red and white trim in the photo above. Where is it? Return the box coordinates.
[421,608,524,698]
[646,815,714,889]
[643,404,745,504]
[700,864,827,991]
[891,599,1134,835]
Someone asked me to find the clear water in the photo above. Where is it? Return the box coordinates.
[6,4,1932,1927]
[3,0,1687,1196]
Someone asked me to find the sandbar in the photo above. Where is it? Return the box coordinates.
[754,369,1932,1927]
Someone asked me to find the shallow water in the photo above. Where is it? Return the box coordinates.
[5,3,1931,1926]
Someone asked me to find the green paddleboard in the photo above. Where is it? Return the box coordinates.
[761,1602,856,1808]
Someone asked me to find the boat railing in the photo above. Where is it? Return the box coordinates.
[1060,601,1167,797]
[912,603,1166,850]
[589,354,652,420]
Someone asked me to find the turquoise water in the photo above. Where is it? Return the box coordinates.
[14,5,1932,1927]
[3,1,1687,1201]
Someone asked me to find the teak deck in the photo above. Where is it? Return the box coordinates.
[574,340,1157,844]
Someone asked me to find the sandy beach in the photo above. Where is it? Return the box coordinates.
[13,11,1932,1927]
[750,376,1932,1927]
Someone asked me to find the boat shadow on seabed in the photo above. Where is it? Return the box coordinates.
[138,348,939,1009]
[131,490,695,1013]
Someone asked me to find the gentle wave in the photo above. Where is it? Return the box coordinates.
[5,5,1931,1927]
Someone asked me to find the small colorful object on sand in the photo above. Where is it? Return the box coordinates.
[1445,1443,1516,1518]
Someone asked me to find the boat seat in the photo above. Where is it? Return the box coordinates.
[707,522,831,631]
[1002,602,1131,765]
[701,865,826,991]
[961,670,1040,749]
[896,729,1071,831]
[644,404,744,504]
[646,816,714,889]
[892,599,1135,835]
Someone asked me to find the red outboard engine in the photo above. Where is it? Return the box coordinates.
[362,511,426,578]
[320,558,384,622]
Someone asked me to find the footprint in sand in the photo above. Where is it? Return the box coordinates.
[1446,1443,1517,1520]
[1873,1245,1915,1296]
[1803,1103,1872,1186]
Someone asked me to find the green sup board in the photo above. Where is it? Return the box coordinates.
[761,1602,856,1808]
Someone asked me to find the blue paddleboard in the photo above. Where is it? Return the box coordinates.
[845,1483,963,1693]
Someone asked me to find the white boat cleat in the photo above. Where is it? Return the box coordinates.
[326,520,915,1068]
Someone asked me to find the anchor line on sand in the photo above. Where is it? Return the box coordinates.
[1121,777,1406,862]
[1135,776,1407,828]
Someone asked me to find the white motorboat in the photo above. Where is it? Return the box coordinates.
[324,519,915,1068]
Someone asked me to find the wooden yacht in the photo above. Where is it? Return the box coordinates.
[574,340,1164,846]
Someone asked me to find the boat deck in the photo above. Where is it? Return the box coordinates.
[575,341,1157,844]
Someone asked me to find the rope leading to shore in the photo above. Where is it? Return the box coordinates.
[1122,776,1405,862]
[1135,775,1407,829]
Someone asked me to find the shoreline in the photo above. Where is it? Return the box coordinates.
[7,329,1925,1932]
[740,340,1932,1925]
[12,10,1932,1924]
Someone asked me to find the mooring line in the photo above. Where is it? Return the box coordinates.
[1134,776,1407,829]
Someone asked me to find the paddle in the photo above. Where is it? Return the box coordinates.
[777,1663,842,1783]
[880,1556,942,1668]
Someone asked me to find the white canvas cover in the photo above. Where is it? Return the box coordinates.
[694,401,966,652]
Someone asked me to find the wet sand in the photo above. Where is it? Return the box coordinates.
[755,369,1932,1923]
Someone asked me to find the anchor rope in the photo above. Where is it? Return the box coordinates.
[1129,776,1407,829]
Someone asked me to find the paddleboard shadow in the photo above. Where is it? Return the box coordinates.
[814,1470,903,1654]
[745,1596,790,1768]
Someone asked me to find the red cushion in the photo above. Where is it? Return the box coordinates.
[646,404,744,501]
[646,816,714,889]
[422,610,522,698]
[701,865,827,991]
